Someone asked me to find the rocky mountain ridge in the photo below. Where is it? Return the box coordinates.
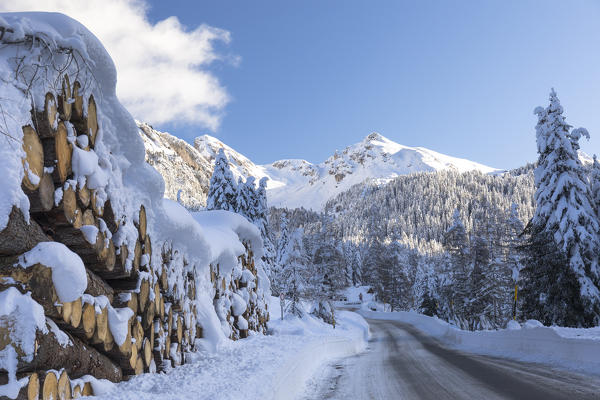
[140,124,508,210]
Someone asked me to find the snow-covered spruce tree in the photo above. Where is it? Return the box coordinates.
[442,209,471,327]
[280,228,309,317]
[256,177,276,278]
[469,235,490,330]
[309,228,347,324]
[466,204,514,329]
[270,212,291,296]
[505,203,525,320]
[350,245,364,286]
[521,89,600,327]
[505,203,524,279]
[420,290,438,317]
[235,176,249,216]
[206,148,237,212]
[591,155,600,218]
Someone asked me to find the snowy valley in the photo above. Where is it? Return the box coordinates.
[1,5,600,400]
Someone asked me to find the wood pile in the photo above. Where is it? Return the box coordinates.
[0,75,268,400]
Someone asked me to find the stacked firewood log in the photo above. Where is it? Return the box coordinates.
[0,75,268,400]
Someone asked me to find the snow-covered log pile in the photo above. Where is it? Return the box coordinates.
[0,13,269,400]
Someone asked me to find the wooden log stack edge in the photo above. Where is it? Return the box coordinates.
[0,73,270,398]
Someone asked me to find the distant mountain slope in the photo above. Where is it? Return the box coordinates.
[192,131,501,210]
[140,124,503,210]
[261,132,501,209]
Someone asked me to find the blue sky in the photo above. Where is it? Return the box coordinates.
[146,1,600,169]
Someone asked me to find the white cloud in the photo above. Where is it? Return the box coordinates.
[1,0,231,130]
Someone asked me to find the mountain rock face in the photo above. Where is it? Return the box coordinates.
[139,122,212,210]
[140,124,502,210]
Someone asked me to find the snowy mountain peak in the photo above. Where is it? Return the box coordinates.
[264,135,501,209]
[140,123,501,211]
[194,135,269,182]
[366,132,383,141]
[363,132,400,150]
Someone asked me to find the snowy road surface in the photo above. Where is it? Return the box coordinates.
[303,318,600,400]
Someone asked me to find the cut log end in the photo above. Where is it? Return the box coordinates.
[137,205,147,242]
[78,185,91,209]
[57,370,71,400]
[81,382,93,396]
[82,302,96,339]
[26,173,55,214]
[134,356,144,375]
[72,81,83,123]
[27,372,40,400]
[22,125,44,191]
[33,92,58,140]
[41,371,58,400]
[87,95,98,146]
[62,185,78,226]
[70,297,83,328]
[59,75,72,121]
[55,122,73,184]
[143,337,152,368]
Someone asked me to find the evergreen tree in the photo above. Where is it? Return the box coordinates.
[442,209,470,324]
[420,290,438,317]
[271,212,290,296]
[256,177,276,279]
[522,89,600,327]
[351,246,364,286]
[312,235,346,300]
[256,178,270,233]
[591,155,600,218]
[280,228,309,317]
[469,236,489,330]
[235,177,252,217]
[505,203,524,319]
[206,148,237,212]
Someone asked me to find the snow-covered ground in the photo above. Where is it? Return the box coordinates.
[360,310,600,376]
[90,298,368,400]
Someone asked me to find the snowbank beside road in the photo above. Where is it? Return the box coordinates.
[268,305,369,400]
[361,310,600,375]
[92,307,368,400]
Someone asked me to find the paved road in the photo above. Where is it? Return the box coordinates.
[303,318,600,400]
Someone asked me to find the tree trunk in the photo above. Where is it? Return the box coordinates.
[24,173,54,213]
[0,262,61,321]
[32,93,57,140]
[6,322,122,381]
[86,268,114,302]
[102,200,118,234]
[0,207,50,256]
